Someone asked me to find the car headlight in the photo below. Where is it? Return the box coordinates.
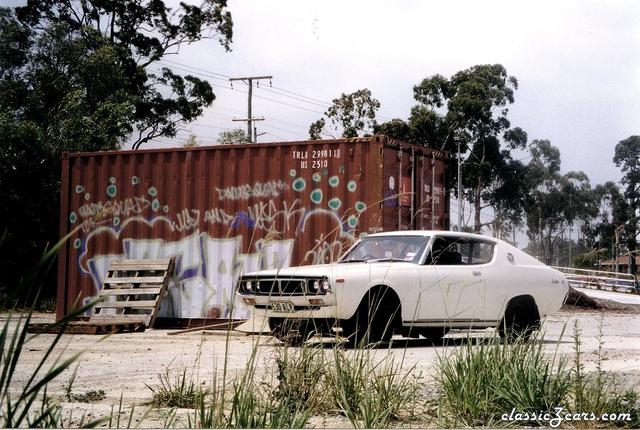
[312,280,320,291]
[245,281,253,292]
[321,279,331,292]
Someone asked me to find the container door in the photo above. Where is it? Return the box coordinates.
[382,147,414,231]
[415,152,447,230]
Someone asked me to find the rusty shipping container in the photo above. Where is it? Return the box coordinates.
[57,135,449,322]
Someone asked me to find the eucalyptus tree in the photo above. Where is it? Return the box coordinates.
[0,0,233,302]
[309,89,380,139]
[377,64,527,232]
[613,136,640,273]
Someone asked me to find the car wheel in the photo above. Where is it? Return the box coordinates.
[342,289,399,348]
[498,302,539,342]
[420,327,449,342]
[268,318,313,346]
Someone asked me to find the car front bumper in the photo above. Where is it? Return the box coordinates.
[237,292,338,319]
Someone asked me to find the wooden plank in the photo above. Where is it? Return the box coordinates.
[94,300,157,309]
[108,260,171,271]
[168,321,238,336]
[89,315,150,323]
[104,276,166,285]
[27,322,146,334]
[102,283,165,290]
[99,287,162,296]
[148,257,174,328]
[110,258,172,265]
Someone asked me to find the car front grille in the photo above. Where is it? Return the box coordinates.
[239,276,328,296]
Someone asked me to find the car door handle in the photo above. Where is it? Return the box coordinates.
[472,271,482,277]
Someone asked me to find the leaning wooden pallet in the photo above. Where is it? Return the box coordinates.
[92,258,175,328]
[29,258,175,334]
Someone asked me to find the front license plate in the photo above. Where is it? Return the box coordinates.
[269,301,295,313]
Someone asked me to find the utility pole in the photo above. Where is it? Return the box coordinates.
[232,117,264,143]
[456,140,462,232]
[229,75,272,142]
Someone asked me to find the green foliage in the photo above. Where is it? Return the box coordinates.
[183,134,199,148]
[216,128,249,145]
[573,249,609,269]
[437,326,640,428]
[613,136,640,274]
[582,182,630,260]
[274,345,327,415]
[378,64,527,232]
[524,140,599,264]
[570,322,640,428]
[0,1,233,302]
[146,366,205,409]
[68,389,106,403]
[436,335,569,427]
[308,117,326,140]
[325,346,420,428]
[190,346,312,429]
[309,88,380,138]
[0,231,104,427]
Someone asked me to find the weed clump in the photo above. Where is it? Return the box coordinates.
[436,325,640,428]
[146,367,205,409]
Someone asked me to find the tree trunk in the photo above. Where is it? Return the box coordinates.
[628,229,637,275]
[473,184,482,233]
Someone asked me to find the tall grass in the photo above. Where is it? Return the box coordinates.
[569,321,640,428]
[436,325,640,428]
[189,343,313,429]
[0,229,106,427]
[322,345,420,428]
[436,334,570,427]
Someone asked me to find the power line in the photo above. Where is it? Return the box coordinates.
[159,59,231,79]
[256,86,330,109]
[252,93,325,114]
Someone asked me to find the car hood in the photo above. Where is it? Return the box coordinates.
[243,264,336,278]
[243,261,418,278]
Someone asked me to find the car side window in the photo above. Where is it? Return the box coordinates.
[426,236,466,265]
[470,241,495,264]
[426,237,495,266]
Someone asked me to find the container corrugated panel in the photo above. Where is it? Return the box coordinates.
[57,135,449,321]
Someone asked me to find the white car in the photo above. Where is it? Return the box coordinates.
[237,231,568,346]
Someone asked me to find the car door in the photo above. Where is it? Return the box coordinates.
[415,236,495,325]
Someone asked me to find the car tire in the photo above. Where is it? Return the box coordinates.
[268,318,314,346]
[342,289,399,348]
[498,302,539,342]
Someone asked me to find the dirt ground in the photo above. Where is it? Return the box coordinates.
[5,307,640,427]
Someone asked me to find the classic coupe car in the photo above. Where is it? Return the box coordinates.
[237,231,568,346]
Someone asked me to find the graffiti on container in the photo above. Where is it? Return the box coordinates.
[201,199,305,234]
[215,179,287,201]
[173,208,200,232]
[72,175,361,319]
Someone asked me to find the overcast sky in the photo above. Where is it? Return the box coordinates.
[145,1,639,188]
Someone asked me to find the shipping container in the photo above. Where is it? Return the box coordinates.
[57,135,449,322]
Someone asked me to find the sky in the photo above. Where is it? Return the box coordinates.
[145,0,640,190]
[3,0,638,185]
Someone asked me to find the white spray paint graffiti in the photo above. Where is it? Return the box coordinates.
[74,179,359,319]
[215,180,287,201]
[82,224,301,319]
[202,199,305,235]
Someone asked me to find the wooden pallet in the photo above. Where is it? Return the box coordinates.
[28,258,175,335]
[91,258,175,327]
[28,321,147,335]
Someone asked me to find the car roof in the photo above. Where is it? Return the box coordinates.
[365,230,498,242]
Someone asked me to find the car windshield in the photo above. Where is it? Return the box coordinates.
[339,235,429,264]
